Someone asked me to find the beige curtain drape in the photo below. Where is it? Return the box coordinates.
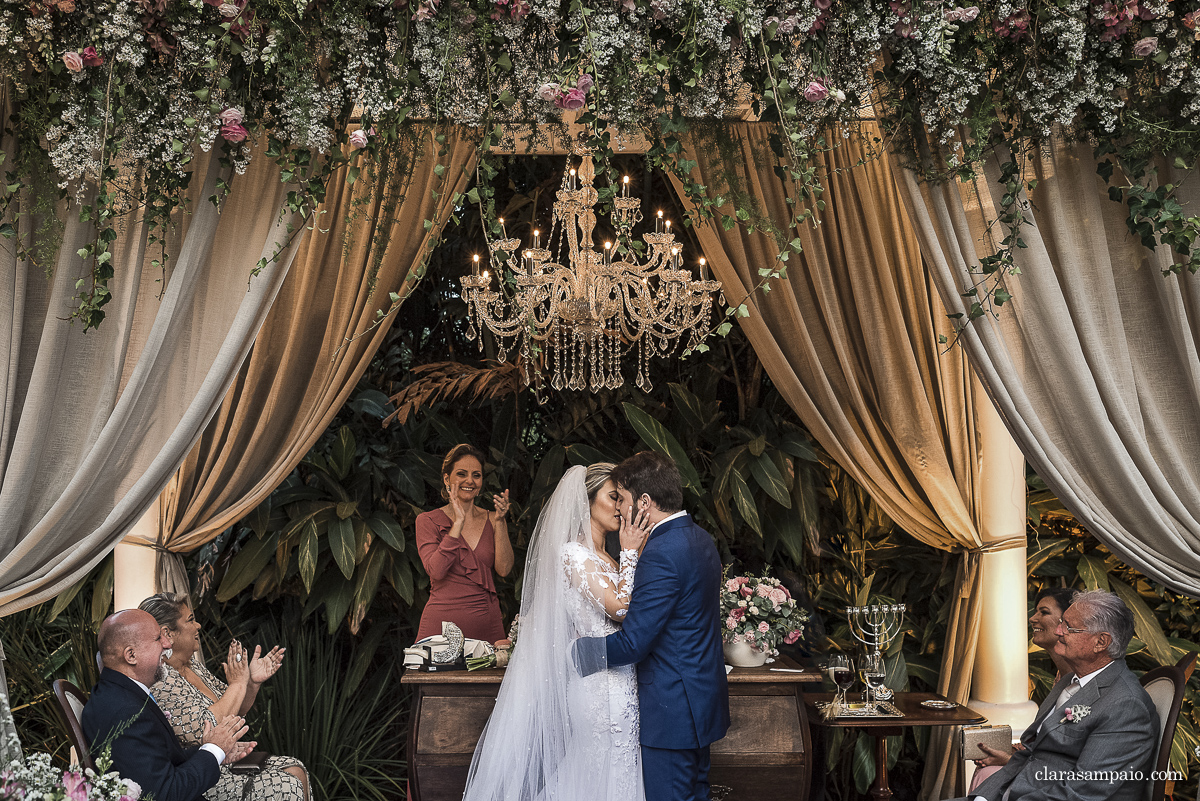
[133,127,478,588]
[894,137,1200,596]
[669,121,985,798]
[0,139,306,617]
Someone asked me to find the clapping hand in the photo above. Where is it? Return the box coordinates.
[493,489,511,520]
[202,714,249,757]
[222,640,250,685]
[248,645,286,684]
[224,740,260,766]
[619,504,652,553]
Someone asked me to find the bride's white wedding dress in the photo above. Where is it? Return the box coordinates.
[461,466,646,801]
[560,541,642,801]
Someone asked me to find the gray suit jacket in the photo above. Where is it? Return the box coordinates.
[974,659,1159,801]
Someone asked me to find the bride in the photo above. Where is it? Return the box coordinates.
[462,463,651,801]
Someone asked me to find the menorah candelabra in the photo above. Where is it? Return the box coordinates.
[847,603,906,701]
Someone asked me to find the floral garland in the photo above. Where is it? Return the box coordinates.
[0,0,1196,327]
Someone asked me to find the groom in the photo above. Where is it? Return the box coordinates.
[579,450,730,801]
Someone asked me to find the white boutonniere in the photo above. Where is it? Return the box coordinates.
[1060,704,1091,724]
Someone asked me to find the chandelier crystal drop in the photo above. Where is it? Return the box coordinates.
[459,151,724,393]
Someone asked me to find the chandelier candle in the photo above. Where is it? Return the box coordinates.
[460,148,725,393]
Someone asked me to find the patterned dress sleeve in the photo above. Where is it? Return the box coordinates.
[150,664,216,747]
[562,542,639,622]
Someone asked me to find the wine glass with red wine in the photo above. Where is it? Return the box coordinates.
[828,654,854,710]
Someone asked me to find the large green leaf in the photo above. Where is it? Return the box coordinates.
[323,579,355,634]
[369,512,405,552]
[299,521,319,592]
[331,425,356,480]
[349,546,388,634]
[91,556,115,627]
[1076,555,1110,591]
[667,382,716,434]
[750,452,791,508]
[48,570,92,623]
[1110,577,1174,667]
[621,403,703,491]
[852,733,876,794]
[216,534,278,602]
[778,427,819,462]
[729,469,761,535]
[565,443,609,466]
[389,557,415,604]
[1027,537,1071,574]
[329,516,356,579]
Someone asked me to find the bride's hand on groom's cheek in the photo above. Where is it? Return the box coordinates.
[619,505,651,552]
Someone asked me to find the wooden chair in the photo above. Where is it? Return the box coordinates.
[52,679,96,773]
[1139,651,1197,801]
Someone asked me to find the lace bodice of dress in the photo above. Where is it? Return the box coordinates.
[561,541,638,634]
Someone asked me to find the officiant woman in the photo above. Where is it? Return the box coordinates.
[415,444,514,642]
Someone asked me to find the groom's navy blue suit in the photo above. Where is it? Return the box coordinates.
[605,512,731,801]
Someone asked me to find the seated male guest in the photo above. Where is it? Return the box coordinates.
[963,590,1159,801]
[82,610,254,801]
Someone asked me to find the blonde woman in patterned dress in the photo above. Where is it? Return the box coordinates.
[140,593,310,801]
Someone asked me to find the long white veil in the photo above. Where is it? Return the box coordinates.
[462,465,612,801]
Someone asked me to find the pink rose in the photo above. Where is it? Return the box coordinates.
[349,129,369,149]
[219,107,244,126]
[725,579,740,592]
[726,618,737,630]
[730,607,746,620]
[784,629,801,644]
[739,585,754,598]
[960,5,979,21]
[620,0,635,10]
[803,81,828,102]
[554,87,586,111]
[62,51,83,72]
[745,632,755,642]
[218,2,240,15]
[62,771,89,801]
[1184,11,1197,30]
[768,588,787,606]
[894,20,915,37]
[757,621,769,633]
[755,585,771,598]
[220,122,248,143]
[1132,36,1157,57]
[537,82,559,102]
[1064,708,1074,721]
[576,73,593,93]
[81,46,103,66]
[814,0,831,8]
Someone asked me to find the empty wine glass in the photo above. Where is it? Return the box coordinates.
[828,654,854,711]
[860,650,887,713]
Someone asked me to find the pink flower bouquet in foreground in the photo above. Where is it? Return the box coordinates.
[719,569,808,657]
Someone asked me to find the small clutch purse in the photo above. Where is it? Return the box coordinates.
[229,751,270,775]
[960,724,1013,759]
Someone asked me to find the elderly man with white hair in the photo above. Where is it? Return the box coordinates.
[959,590,1159,801]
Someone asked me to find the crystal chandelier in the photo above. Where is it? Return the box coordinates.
[459,152,723,393]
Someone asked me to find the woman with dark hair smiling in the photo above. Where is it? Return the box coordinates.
[415,444,514,642]
[971,586,1077,778]
[139,593,308,801]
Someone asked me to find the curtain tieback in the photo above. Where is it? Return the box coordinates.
[954,535,1026,555]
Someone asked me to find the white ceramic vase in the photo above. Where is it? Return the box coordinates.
[722,639,768,667]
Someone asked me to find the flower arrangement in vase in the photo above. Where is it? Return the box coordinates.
[719,569,808,667]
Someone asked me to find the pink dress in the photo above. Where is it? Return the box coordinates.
[415,508,506,642]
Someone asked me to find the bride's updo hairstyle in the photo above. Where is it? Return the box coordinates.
[584,462,616,501]
[610,451,683,513]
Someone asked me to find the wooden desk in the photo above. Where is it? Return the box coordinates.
[804,692,986,801]
[403,656,822,801]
